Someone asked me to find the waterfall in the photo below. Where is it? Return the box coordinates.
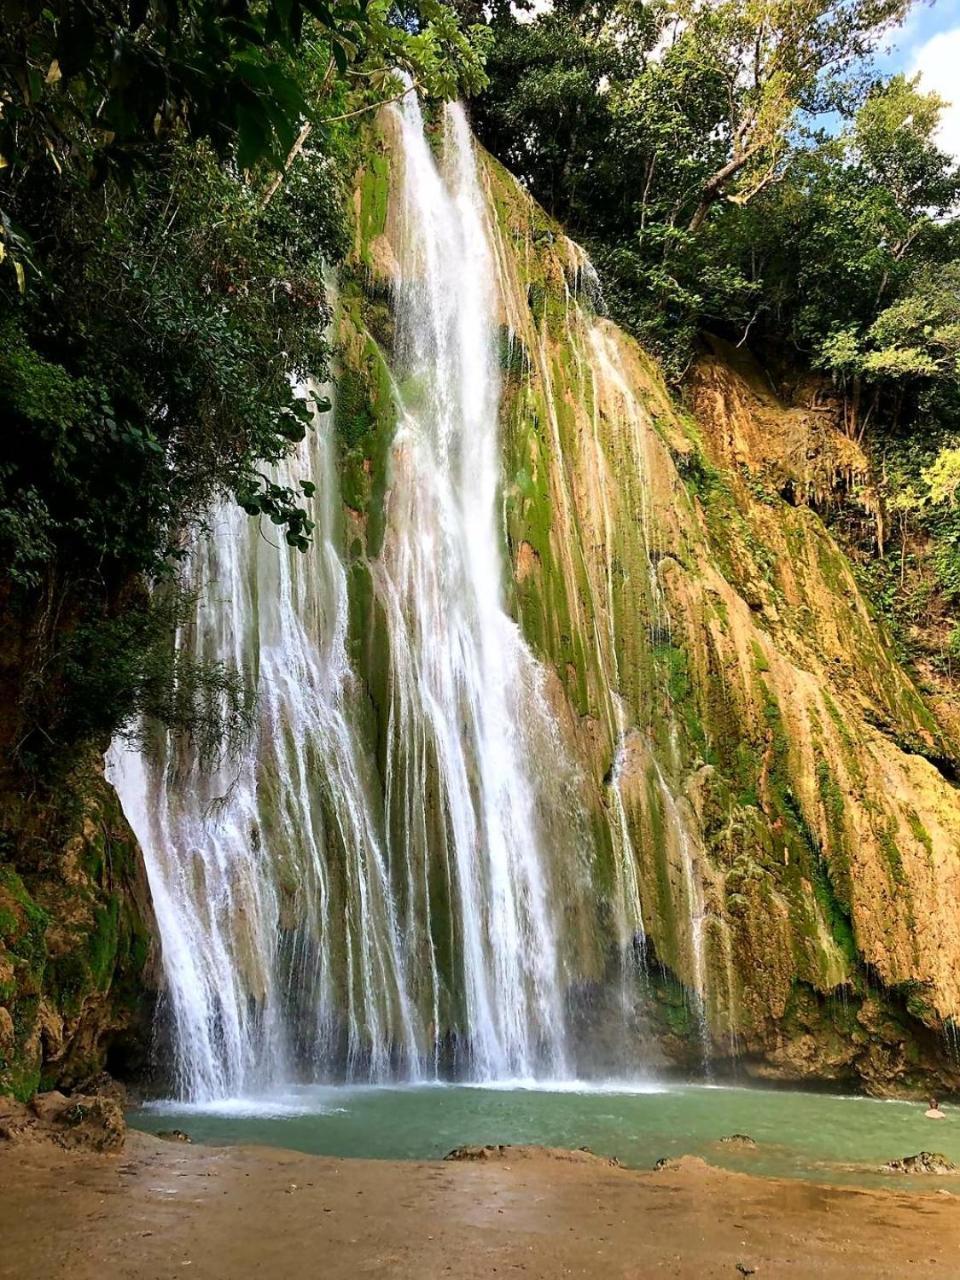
[109,98,574,1098]
[371,95,570,1080]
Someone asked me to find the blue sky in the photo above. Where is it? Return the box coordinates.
[882,0,960,154]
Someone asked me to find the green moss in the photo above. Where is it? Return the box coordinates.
[357,146,391,268]
[809,856,857,964]
[499,325,528,381]
[653,640,708,759]
[877,820,908,887]
[822,692,861,768]
[676,445,720,500]
[334,367,376,449]
[334,301,400,555]
[364,298,395,353]
[644,768,683,973]
[0,866,50,1100]
[813,527,851,595]
[527,281,547,323]
[661,982,695,1036]
[816,759,846,842]
[89,896,121,991]
[750,640,770,673]
[0,866,48,978]
[906,809,934,859]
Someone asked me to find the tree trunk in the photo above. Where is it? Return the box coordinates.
[688,196,716,234]
[687,151,752,233]
[261,121,313,210]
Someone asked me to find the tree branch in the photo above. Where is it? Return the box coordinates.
[321,79,420,125]
[260,79,421,210]
[261,121,313,209]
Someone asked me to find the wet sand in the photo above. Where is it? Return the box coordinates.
[1,1133,958,1278]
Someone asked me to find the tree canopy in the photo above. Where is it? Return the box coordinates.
[474,0,955,371]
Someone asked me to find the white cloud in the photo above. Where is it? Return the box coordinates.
[909,26,960,159]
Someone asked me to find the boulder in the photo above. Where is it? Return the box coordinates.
[0,1088,125,1152]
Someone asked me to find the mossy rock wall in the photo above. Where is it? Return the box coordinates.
[336,113,960,1093]
[0,751,157,1100]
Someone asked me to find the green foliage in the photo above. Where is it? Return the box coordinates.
[862,264,960,385]
[61,592,255,770]
[0,135,337,587]
[0,0,365,175]
[923,448,960,511]
[5,580,255,775]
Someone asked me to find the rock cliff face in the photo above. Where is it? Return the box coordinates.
[339,113,960,1093]
[0,747,156,1100]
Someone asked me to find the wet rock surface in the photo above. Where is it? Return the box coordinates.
[654,1154,713,1173]
[720,1134,758,1148]
[0,750,157,1102]
[881,1151,958,1175]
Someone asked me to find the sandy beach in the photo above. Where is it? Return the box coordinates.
[1,1133,959,1279]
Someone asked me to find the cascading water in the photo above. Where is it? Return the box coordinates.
[108,381,420,1100]
[109,95,577,1098]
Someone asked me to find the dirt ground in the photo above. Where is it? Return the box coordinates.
[1,1133,959,1279]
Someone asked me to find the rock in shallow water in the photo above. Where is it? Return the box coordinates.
[445,1144,620,1167]
[653,1155,713,1173]
[720,1134,758,1149]
[881,1152,958,1175]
